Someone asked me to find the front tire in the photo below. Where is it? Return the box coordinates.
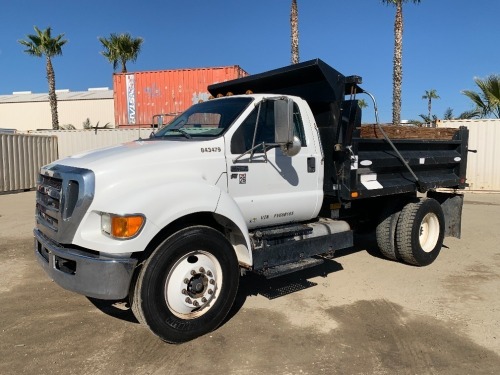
[396,198,445,266]
[130,226,239,343]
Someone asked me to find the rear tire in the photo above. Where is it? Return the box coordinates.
[376,202,405,261]
[130,226,239,343]
[396,198,445,266]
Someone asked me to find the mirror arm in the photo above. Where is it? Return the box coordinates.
[250,103,262,161]
[232,142,280,163]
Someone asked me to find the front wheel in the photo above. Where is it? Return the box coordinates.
[396,198,445,266]
[130,226,240,343]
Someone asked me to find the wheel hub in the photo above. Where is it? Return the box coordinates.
[181,267,216,309]
[165,251,221,319]
[187,273,208,297]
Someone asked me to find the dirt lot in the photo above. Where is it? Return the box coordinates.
[1,191,499,375]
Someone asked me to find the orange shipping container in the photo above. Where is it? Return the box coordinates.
[113,66,248,127]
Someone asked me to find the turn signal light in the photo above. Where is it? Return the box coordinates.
[101,213,145,239]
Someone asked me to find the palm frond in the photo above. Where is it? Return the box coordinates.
[99,33,143,73]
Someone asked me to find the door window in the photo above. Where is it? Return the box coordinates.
[231,100,306,154]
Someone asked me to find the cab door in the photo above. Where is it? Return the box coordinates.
[225,98,322,229]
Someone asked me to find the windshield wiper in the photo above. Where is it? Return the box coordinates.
[167,128,192,139]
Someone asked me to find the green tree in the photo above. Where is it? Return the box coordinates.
[462,75,500,118]
[382,0,421,126]
[83,118,92,129]
[83,118,113,130]
[19,26,67,130]
[443,107,453,120]
[290,0,299,64]
[443,107,480,120]
[99,33,144,73]
[419,113,437,125]
[422,89,440,120]
[358,99,369,109]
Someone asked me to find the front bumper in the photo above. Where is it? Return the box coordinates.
[34,229,138,300]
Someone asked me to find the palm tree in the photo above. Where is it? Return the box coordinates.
[422,89,440,120]
[382,0,421,126]
[462,75,500,118]
[290,0,299,64]
[19,26,67,130]
[443,107,480,120]
[418,113,437,125]
[99,33,144,73]
[358,99,369,109]
[443,107,453,120]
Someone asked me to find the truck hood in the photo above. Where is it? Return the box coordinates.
[50,138,227,187]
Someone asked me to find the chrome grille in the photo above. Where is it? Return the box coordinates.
[36,175,62,231]
[35,165,95,243]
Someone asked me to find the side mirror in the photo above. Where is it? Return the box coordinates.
[281,136,301,157]
[274,98,294,144]
[274,98,300,156]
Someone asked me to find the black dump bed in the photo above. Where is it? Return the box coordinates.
[209,58,362,103]
[209,59,469,201]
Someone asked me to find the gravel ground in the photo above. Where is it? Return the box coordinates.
[1,191,499,375]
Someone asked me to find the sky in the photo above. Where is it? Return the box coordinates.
[1,0,499,123]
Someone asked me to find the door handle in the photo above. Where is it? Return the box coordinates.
[307,157,316,173]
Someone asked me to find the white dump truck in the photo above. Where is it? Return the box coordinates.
[34,59,469,343]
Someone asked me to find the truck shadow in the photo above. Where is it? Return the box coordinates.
[87,233,382,327]
[225,230,388,325]
[87,297,139,324]
[225,258,344,326]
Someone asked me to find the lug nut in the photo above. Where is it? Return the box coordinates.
[190,270,196,276]
[185,297,192,304]
[206,270,213,277]
[201,297,207,303]
[182,289,187,295]
[208,289,213,295]
[183,278,189,284]
[199,267,205,273]
[209,279,215,285]
[193,301,199,307]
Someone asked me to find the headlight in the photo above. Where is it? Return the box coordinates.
[101,213,145,239]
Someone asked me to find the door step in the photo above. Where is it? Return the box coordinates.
[258,257,324,279]
[254,224,313,241]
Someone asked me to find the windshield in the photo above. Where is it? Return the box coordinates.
[153,97,253,139]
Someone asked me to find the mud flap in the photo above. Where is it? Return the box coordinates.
[427,191,464,239]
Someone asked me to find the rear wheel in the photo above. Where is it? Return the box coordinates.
[130,226,239,343]
[376,201,406,261]
[396,198,445,266]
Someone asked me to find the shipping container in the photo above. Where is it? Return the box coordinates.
[113,66,248,127]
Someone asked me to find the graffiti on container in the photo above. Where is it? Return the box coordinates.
[126,74,136,125]
[145,83,160,98]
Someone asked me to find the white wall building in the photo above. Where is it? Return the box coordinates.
[0,88,114,132]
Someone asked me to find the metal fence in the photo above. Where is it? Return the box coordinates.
[437,119,500,191]
[2,129,151,194]
[29,128,150,159]
[1,133,58,193]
